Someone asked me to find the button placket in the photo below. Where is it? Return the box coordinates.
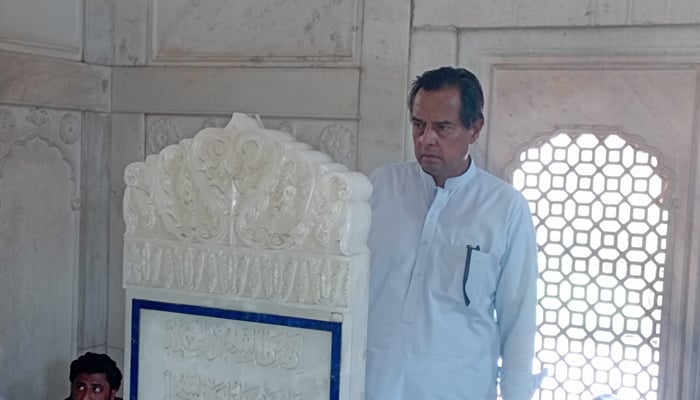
[400,189,450,322]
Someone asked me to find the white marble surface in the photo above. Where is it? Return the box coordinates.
[114,0,148,65]
[150,0,360,64]
[357,0,411,174]
[0,0,82,59]
[414,0,700,28]
[122,114,371,400]
[84,0,114,65]
[487,68,696,178]
[458,26,700,73]
[112,67,358,117]
[138,308,332,399]
[0,51,110,112]
[79,112,111,350]
[409,29,457,85]
[0,106,81,400]
[109,113,146,358]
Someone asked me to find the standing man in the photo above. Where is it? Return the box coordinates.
[64,352,123,400]
[365,66,539,400]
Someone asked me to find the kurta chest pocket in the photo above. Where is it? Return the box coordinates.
[441,244,500,307]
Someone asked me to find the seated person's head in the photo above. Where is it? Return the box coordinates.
[68,352,122,400]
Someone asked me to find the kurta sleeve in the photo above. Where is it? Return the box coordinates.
[496,195,539,400]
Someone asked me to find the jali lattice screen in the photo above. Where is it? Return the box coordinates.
[507,131,672,400]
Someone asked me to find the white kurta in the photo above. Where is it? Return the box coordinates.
[365,161,539,400]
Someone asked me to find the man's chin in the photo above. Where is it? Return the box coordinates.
[418,157,442,170]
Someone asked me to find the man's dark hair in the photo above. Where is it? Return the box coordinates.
[69,352,122,391]
[408,66,485,129]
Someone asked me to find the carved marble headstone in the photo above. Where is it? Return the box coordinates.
[122,113,371,400]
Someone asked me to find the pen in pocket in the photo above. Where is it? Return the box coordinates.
[462,244,480,306]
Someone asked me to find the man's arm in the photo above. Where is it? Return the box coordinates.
[495,195,539,400]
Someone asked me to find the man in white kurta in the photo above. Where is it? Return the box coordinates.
[365,67,538,400]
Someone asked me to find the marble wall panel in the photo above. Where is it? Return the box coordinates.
[144,114,358,169]
[0,105,81,399]
[486,67,696,197]
[112,67,358,118]
[114,0,148,65]
[79,112,111,351]
[513,0,597,26]
[84,0,114,65]
[484,63,699,400]
[592,0,633,25]
[107,346,126,397]
[108,114,145,362]
[0,51,110,112]
[409,29,458,83]
[470,28,700,69]
[667,0,700,24]
[357,0,411,174]
[453,25,700,176]
[0,0,82,60]
[628,0,670,24]
[413,0,700,28]
[687,195,700,400]
[149,0,361,65]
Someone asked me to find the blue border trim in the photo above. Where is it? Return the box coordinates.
[130,299,342,400]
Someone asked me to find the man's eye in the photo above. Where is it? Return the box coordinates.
[94,386,103,393]
[436,125,454,137]
[76,384,87,391]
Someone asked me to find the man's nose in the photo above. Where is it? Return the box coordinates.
[418,124,438,145]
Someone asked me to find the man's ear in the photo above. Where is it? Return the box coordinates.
[468,119,484,144]
[110,389,118,400]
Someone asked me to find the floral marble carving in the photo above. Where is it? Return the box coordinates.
[319,123,356,167]
[59,113,80,145]
[0,109,16,141]
[123,113,371,305]
[147,118,182,155]
[26,108,49,126]
[201,117,225,129]
[276,120,297,138]
[0,107,81,210]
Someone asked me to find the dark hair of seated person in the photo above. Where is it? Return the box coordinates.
[64,352,123,400]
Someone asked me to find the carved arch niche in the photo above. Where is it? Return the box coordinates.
[481,59,700,400]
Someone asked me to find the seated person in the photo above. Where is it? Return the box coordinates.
[64,352,123,400]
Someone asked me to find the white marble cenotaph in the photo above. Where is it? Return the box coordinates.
[122,113,371,400]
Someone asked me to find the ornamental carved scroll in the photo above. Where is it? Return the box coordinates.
[123,113,372,258]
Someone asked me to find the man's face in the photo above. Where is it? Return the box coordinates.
[411,87,483,187]
[71,373,117,400]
